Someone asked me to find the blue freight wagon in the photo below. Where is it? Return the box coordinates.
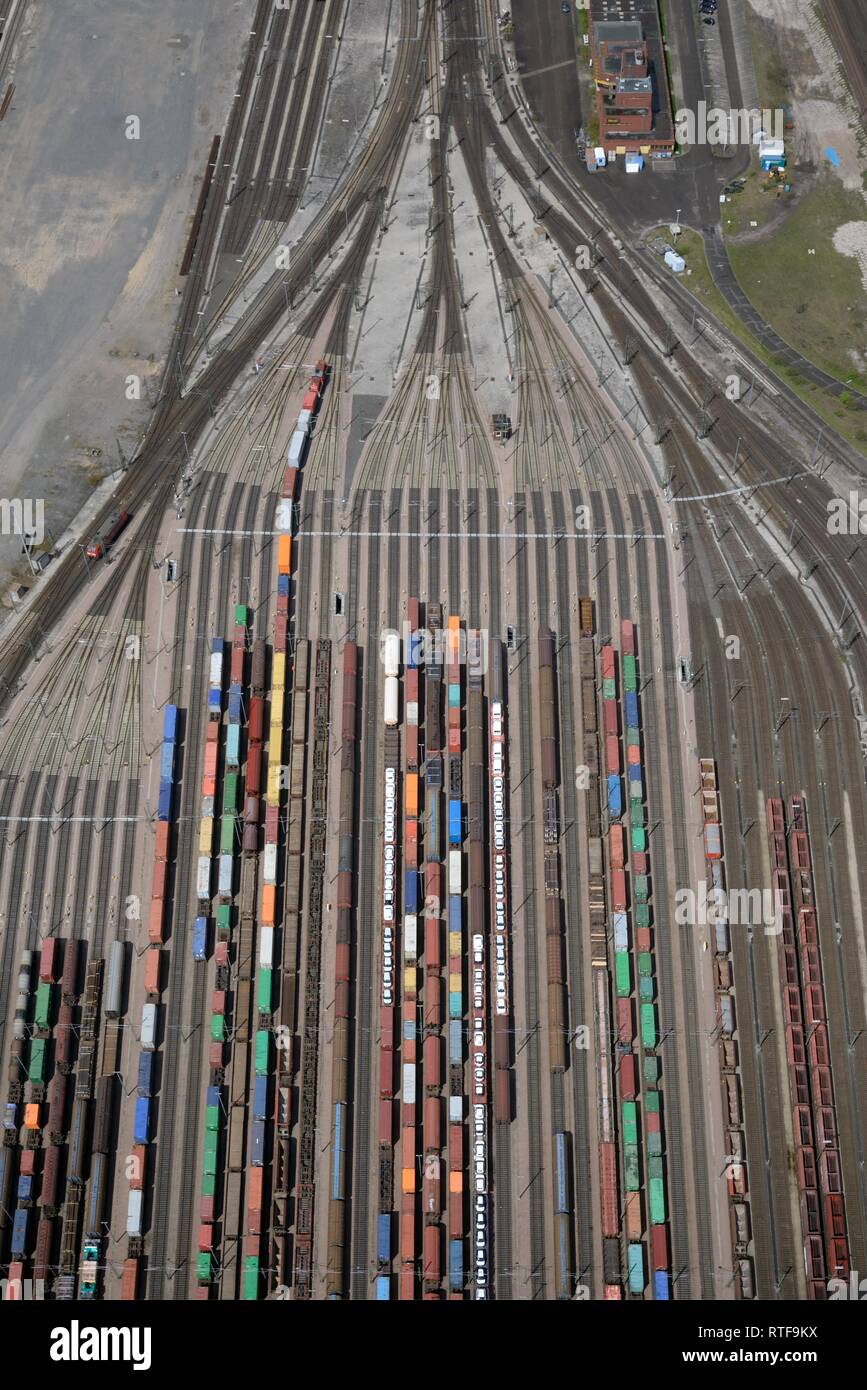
[553,1131,569,1215]
[134,1096,150,1146]
[331,1102,345,1200]
[11,1208,28,1256]
[375,1275,391,1300]
[253,1074,268,1122]
[212,637,226,657]
[376,1213,391,1265]
[18,1174,33,1202]
[654,1270,670,1300]
[625,690,639,728]
[251,1119,265,1167]
[607,774,622,817]
[448,896,461,933]
[208,687,222,716]
[193,916,208,962]
[426,796,440,860]
[449,992,462,1020]
[228,685,242,723]
[137,1051,154,1097]
[277,573,290,597]
[628,763,642,783]
[448,683,460,708]
[449,1021,462,1064]
[226,724,240,769]
[157,780,172,822]
[404,870,418,914]
[207,1084,221,1110]
[159,741,175,782]
[407,626,422,668]
[449,1239,463,1290]
[403,1017,416,1045]
[627,1242,645,1295]
[448,799,462,844]
[163,704,178,743]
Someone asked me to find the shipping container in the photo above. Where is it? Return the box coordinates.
[141,1003,157,1051]
[627,1242,645,1295]
[193,916,208,962]
[137,1051,154,1098]
[134,1096,150,1146]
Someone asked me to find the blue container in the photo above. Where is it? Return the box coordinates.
[554,1132,569,1215]
[134,1096,150,1146]
[448,683,460,708]
[627,1242,645,1295]
[404,870,418,914]
[448,897,461,933]
[212,637,225,657]
[193,916,208,962]
[163,704,178,743]
[331,1102,345,1200]
[208,688,222,716]
[11,1208,28,1256]
[251,1119,265,1167]
[159,741,174,782]
[407,627,422,669]
[277,574,290,597]
[607,775,622,818]
[375,1274,391,1300]
[376,1213,391,1265]
[628,763,642,783]
[228,685,242,724]
[449,1020,462,1063]
[157,782,172,822]
[253,1074,268,1122]
[449,1239,463,1289]
[449,991,462,1020]
[625,691,639,728]
[448,799,462,845]
[654,1270,670,1300]
[226,724,240,768]
[403,1018,416,1044]
[137,1051,154,1098]
[18,1174,33,1201]
[207,1085,221,1110]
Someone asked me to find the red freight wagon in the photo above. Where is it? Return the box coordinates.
[797,1146,818,1191]
[282,465,298,500]
[448,727,460,755]
[148,898,164,944]
[198,1224,213,1253]
[782,946,799,987]
[423,1034,441,1088]
[819,1149,842,1195]
[603,701,618,737]
[801,1189,821,1235]
[651,1225,669,1271]
[599,1142,618,1236]
[424,913,441,964]
[204,742,218,778]
[785,1024,806,1067]
[784,985,802,1026]
[379,1006,394,1047]
[829,1238,849,1280]
[247,1166,264,1212]
[151,859,167,900]
[154,820,170,863]
[799,907,817,944]
[379,1048,393,1098]
[636,926,651,952]
[449,1189,462,1235]
[601,646,615,679]
[400,1268,415,1300]
[791,831,809,871]
[406,725,419,768]
[424,1097,441,1151]
[617,998,633,1043]
[215,941,229,967]
[793,1105,813,1148]
[265,805,279,840]
[423,1154,441,1213]
[423,1223,440,1279]
[212,990,226,1016]
[604,1284,622,1299]
[209,1042,223,1069]
[824,1192,846,1238]
[625,1191,642,1241]
[121,1259,139,1301]
[206,720,219,744]
[804,985,825,1026]
[39,938,58,984]
[200,1194,215,1224]
[632,851,647,876]
[274,613,288,650]
[144,949,161,998]
[244,1234,260,1258]
[41,1147,60,1208]
[248,697,264,743]
[129,1145,147,1190]
[611,869,627,911]
[620,620,634,655]
[627,744,640,766]
[790,1063,810,1108]
[812,1063,833,1108]
[379,1098,392,1145]
[620,1051,636,1100]
[609,825,624,870]
[20,1148,35,1176]
[494,1068,510,1123]
[448,1125,462,1169]
[646,1108,660,1136]
[424,976,441,1030]
[33,1221,52,1279]
[230,646,244,685]
[605,735,620,775]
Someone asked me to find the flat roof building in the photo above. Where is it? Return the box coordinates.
[589,3,674,157]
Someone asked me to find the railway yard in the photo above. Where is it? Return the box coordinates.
[1,0,867,1323]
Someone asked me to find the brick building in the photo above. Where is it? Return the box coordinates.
[589,4,674,158]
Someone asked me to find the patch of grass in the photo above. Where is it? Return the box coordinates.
[644,223,867,458]
[726,178,867,386]
[720,160,795,238]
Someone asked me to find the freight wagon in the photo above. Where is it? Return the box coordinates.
[86,509,130,560]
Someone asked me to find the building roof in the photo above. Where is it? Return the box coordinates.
[619,78,652,93]
[594,19,643,42]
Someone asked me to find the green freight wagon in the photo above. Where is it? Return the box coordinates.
[255,1030,271,1076]
[203,1147,218,1178]
[205,1104,220,1132]
[631,826,647,854]
[626,726,639,748]
[614,951,631,999]
[34,982,52,1031]
[645,1091,660,1114]
[634,904,651,930]
[630,802,645,828]
[649,1154,664,1182]
[234,604,249,627]
[637,952,653,978]
[624,1145,640,1192]
[622,1101,638,1147]
[644,1055,659,1087]
[602,677,616,700]
[639,975,654,1002]
[640,1003,656,1049]
[242,1256,259,1300]
[649,1177,666,1225]
[29,1038,46,1085]
[648,1130,663,1158]
[634,875,649,904]
[222,774,239,814]
[216,904,232,936]
[201,1173,216,1197]
[257,969,272,1014]
[220,815,236,855]
[204,1129,219,1160]
[211,1013,226,1042]
[629,778,643,803]
[623,654,637,688]
[197,1252,212,1284]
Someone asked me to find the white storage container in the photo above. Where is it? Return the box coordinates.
[448,849,462,895]
[259,927,274,971]
[196,855,211,901]
[218,854,233,897]
[209,652,223,687]
[127,1189,143,1237]
[263,842,278,886]
[383,631,400,679]
[402,1063,416,1105]
[403,915,418,961]
[141,1003,157,1051]
[384,676,399,728]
